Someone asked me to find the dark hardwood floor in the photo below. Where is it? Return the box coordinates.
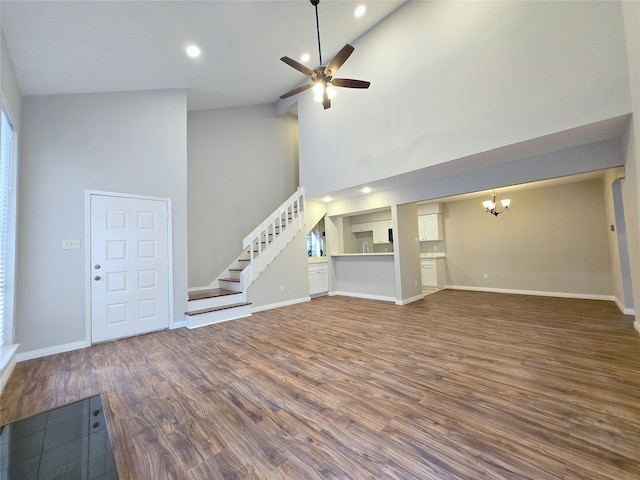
[2,290,640,479]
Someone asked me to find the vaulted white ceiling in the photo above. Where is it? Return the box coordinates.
[1,0,405,111]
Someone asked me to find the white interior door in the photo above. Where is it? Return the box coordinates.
[91,194,170,343]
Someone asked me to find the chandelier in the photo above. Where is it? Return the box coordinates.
[483,190,511,217]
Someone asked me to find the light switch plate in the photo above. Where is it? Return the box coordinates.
[62,239,81,250]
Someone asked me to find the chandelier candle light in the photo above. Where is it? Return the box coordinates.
[483,190,511,217]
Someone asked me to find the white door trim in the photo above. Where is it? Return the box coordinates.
[84,190,174,345]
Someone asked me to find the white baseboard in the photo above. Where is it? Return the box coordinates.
[446,285,617,302]
[396,293,424,305]
[634,321,640,335]
[251,296,310,313]
[15,340,89,362]
[171,320,187,329]
[0,344,19,395]
[330,291,396,303]
[613,296,636,316]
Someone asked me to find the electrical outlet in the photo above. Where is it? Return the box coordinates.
[279,285,285,292]
[62,239,81,250]
[414,280,418,286]
[483,273,488,280]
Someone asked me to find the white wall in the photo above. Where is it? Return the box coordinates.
[16,90,188,355]
[442,179,613,298]
[299,1,631,198]
[187,105,298,287]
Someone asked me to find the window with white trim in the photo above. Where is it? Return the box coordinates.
[0,105,17,349]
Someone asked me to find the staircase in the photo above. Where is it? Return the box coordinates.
[185,187,306,328]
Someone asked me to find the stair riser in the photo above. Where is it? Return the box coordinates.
[218,280,242,292]
[187,293,243,312]
[185,305,252,329]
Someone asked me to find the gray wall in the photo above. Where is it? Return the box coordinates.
[247,231,309,310]
[392,202,422,304]
[442,179,613,297]
[333,256,396,300]
[621,0,640,326]
[299,1,630,198]
[16,90,188,354]
[187,105,298,287]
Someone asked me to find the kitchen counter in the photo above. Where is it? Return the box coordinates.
[308,256,328,264]
[332,253,394,257]
[420,252,446,258]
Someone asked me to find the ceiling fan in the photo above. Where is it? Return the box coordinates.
[279,0,371,110]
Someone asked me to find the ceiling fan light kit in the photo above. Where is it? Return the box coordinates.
[279,0,371,109]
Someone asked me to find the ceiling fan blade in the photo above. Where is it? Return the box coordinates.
[324,44,354,77]
[331,78,371,89]
[280,83,314,99]
[280,56,316,78]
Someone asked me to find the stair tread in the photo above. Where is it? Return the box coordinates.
[188,288,240,301]
[185,302,252,316]
[219,278,241,283]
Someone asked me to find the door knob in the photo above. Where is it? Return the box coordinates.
[94,264,101,270]
[94,275,101,281]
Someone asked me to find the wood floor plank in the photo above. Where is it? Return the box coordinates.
[2,290,640,479]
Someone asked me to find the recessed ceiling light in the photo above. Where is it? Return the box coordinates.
[185,45,201,58]
[362,187,371,194]
[323,196,332,203]
[301,53,311,63]
[355,5,366,18]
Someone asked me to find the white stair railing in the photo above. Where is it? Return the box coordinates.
[242,187,305,289]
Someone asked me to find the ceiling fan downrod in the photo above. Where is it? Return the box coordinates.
[311,0,323,65]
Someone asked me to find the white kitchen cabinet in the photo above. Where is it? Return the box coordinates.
[421,258,445,289]
[372,220,391,244]
[309,263,329,295]
[351,222,373,233]
[418,214,443,241]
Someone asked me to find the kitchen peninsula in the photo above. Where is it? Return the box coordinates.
[331,252,395,301]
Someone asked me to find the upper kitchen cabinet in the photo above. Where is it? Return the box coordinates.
[350,220,391,244]
[418,214,443,241]
[351,222,373,233]
[372,220,392,244]
[345,209,394,253]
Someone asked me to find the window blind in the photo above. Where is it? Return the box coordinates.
[0,107,15,347]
